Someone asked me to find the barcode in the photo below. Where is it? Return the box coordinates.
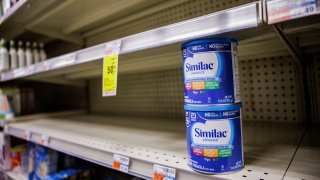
[231,42,241,103]
[154,164,176,177]
[120,165,128,172]
[119,157,129,163]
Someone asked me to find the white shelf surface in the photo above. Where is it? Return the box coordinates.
[6,170,27,180]
[0,109,86,127]
[6,113,306,180]
[284,127,320,180]
[0,2,259,83]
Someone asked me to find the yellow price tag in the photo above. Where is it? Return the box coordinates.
[103,54,118,96]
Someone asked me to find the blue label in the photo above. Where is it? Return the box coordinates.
[182,39,239,105]
[185,109,244,173]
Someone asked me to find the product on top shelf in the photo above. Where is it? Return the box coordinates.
[1,0,10,14]
[39,43,47,61]
[33,42,40,63]
[25,41,33,66]
[10,0,18,7]
[0,39,9,72]
[181,38,240,105]
[9,40,18,69]
[17,41,25,68]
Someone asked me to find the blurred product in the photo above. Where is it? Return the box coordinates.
[0,132,11,170]
[17,41,25,67]
[0,39,9,72]
[45,166,94,180]
[39,43,47,61]
[25,41,33,66]
[10,144,27,170]
[1,0,10,14]
[34,145,58,180]
[9,40,18,69]
[33,42,40,63]
[27,143,35,180]
[10,0,17,7]
[0,86,20,120]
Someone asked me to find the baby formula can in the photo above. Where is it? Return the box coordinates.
[181,38,240,105]
[185,103,244,174]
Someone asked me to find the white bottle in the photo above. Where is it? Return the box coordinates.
[17,41,25,67]
[0,39,9,72]
[9,40,18,69]
[39,43,47,61]
[25,41,33,66]
[2,0,10,13]
[32,42,40,63]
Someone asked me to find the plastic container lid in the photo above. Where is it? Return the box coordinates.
[181,38,238,49]
[184,103,242,111]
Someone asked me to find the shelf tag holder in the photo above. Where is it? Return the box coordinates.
[153,164,176,180]
[102,40,121,97]
[40,135,49,146]
[23,130,31,141]
[112,154,129,173]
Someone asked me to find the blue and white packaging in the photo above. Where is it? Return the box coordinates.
[185,104,244,174]
[181,38,240,105]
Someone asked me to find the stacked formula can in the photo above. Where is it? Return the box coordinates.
[181,38,244,174]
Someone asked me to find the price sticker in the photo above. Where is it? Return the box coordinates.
[39,135,49,146]
[102,40,121,97]
[23,130,31,141]
[153,164,176,180]
[268,0,318,24]
[112,154,129,173]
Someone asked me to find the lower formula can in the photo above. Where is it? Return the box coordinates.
[185,104,244,174]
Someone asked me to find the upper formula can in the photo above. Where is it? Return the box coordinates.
[181,38,241,105]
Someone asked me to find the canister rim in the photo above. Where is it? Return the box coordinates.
[184,103,242,111]
[181,38,238,49]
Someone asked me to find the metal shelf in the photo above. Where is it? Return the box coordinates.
[0,0,61,40]
[6,113,306,180]
[0,2,260,83]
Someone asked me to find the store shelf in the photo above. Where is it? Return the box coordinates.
[0,109,86,127]
[0,0,61,40]
[0,2,260,83]
[284,128,320,180]
[6,113,305,180]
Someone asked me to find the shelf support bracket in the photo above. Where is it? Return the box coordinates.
[272,24,303,67]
